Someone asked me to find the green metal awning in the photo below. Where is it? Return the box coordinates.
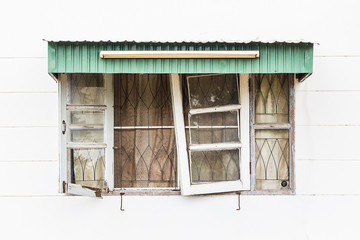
[48,41,313,75]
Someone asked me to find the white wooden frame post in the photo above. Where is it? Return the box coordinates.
[104,74,114,191]
[169,74,191,195]
[170,73,250,195]
[59,74,67,194]
[239,74,251,191]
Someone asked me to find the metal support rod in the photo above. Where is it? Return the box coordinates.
[120,192,125,211]
[113,126,238,129]
[236,192,241,211]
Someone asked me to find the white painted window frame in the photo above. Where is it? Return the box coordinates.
[59,74,114,196]
[170,74,250,195]
[59,73,250,196]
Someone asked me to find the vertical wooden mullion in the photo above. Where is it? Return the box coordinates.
[105,74,114,191]
[289,74,295,193]
[176,74,183,190]
[249,74,256,191]
[65,74,72,190]
[65,75,72,188]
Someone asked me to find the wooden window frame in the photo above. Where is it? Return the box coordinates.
[59,74,114,196]
[244,74,295,195]
[171,74,250,195]
[59,73,295,196]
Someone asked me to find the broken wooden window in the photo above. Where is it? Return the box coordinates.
[58,73,294,196]
[251,74,294,191]
[59,74,110,197]
[173,74,250,195]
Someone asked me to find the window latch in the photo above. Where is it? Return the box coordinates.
[62,120,66,134]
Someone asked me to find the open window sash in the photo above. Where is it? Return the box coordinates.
[59,74,113,197]
[170,73,250,195]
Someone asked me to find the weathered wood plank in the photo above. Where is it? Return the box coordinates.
[189,104,241,115]
[189,142,241,151]
[253,123,291,129]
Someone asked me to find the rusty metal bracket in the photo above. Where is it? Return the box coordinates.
[120,192,125,211]
[62,181,66,193]
[236,192,241,211]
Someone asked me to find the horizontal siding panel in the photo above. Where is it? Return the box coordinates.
[296,126,360,160]
[295,91,360,125]
[0,93,58,127]
[0,127,58,162]
[0,162,58,196]
[0,196,359,240]
[49,42,313,74]
[296,160,360,194]
[0,59,56,92]
[297,57,360,91]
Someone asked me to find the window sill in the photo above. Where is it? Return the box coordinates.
[241,189,296,195]
[92,189,295,196]
[102,189,181,196]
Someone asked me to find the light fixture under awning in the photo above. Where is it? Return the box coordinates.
[99,50,260,59]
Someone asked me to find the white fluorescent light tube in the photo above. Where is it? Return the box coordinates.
[99,50,260,59]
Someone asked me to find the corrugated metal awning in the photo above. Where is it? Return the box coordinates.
[45,39,316,44]
[48,41,313,75]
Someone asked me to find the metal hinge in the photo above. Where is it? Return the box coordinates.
[62,120,66,134]
[62,181,67,193]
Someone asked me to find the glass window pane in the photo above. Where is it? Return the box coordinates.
[70,148,105,189]
[70,129,104,143]
[113,74,177,188]
[70,111,104,125]
[255,129,289,190]
[114,74,173,127]
[114,129,177,188]
[190,149,240,184]
[187,74,239,109]
[189,111,239,144]
[69,74,105,105]
[254,74,289,123]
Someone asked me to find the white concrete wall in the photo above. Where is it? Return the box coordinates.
[1,0,360,239]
